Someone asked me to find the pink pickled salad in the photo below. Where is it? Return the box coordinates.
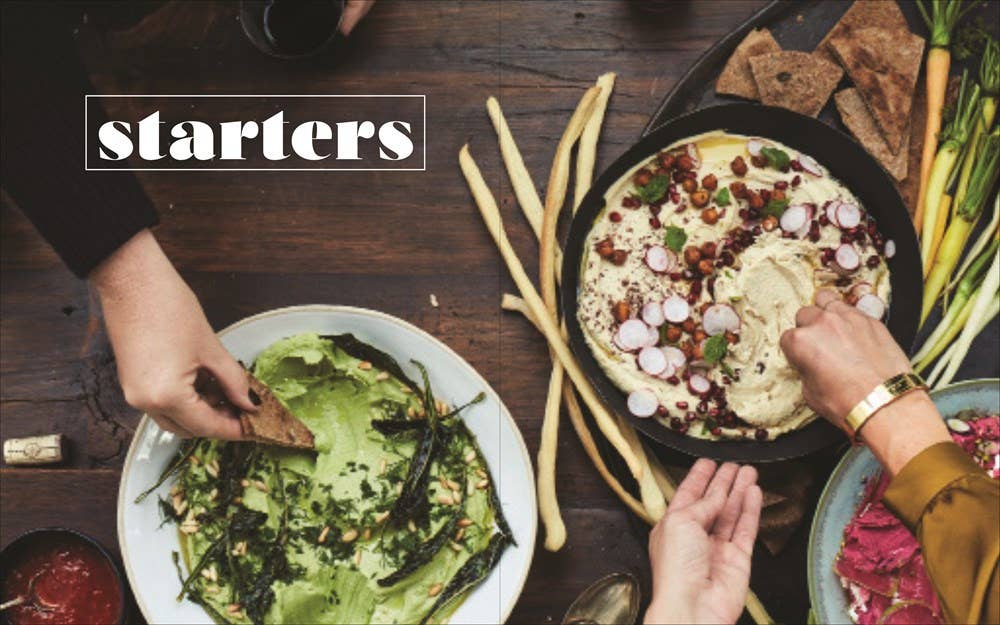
[835,414,1000,624]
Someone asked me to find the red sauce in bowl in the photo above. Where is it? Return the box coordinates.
[1,534,122,625]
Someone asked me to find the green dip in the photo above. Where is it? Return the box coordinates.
[156,333,511,624]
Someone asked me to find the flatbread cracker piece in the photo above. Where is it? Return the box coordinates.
[241,372,315,449]
[748,51,843,117]
[836,88,908,181]
[814,0,909,64]
[716,28,782,101]
[829,27,924,155]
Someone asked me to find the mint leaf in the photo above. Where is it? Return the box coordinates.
[720,361,736,378]
[635,174,669,204]
[763,198,790,217]
[714,187,731,207]
[760,146,790,170]
[703,334,728,364]
[664,225,687,252]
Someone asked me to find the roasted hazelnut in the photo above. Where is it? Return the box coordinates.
[692,341,704,360]
[595,238,614,258]
[772,188,787,202]
[691,190,710,208]
[730,156,748,176]
[761,215,779,231]
[700,241,717,258]
[634,169,653,187]
[683,246,702,266]
[697,258,715,275]
[693,329,707,344]
[725,331,740,345]
[701,207,720,225]
[676,154,695,171]
[750,154,768,168]
[701,173,718,190]
[747,192,765,211]
[729,181,748,199]
[664,326,682,343]
[612,300,630,323]
[679,340,694,360]
[681,178,698,193]
[611,249,628,265]
[658,152,676,169]
[681,319,696,334]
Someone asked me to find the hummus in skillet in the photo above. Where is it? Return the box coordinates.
[578,132,894,441]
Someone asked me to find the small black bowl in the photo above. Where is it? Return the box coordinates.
[0,528,127,625]
[561,103,922,463]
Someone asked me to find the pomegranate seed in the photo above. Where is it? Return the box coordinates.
[684,412,696,422]
[678,424,689,434]
[670,417,683,430]
[650,217,662,228]
[841,233,852,244]
[690,280,702,294]
[866,255,880,268]
[818,214,830,226]
[774,180,788,190]
[710,426,722,436]
[657,405,669,416]
[621,196,640,208]
[686,293,698,304]
[752,225,762,236]
[696,401,708,414]
[675,401,689,409]
[650,204,662,215]
[609,211,622,222]
[791,175,802,187]
[754,428,769,441]
[666,375,680,385]
[790,160,803,172]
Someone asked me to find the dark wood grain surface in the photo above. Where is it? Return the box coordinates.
[0,1,812,622]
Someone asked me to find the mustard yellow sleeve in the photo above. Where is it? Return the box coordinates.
[883,441,1000,625]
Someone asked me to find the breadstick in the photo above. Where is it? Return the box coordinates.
[536,87,601,552]
[574,72,616,212]
[614,416,667,522]
[486,97,545,240]
[459,144,642,480]
[502,293,655,524]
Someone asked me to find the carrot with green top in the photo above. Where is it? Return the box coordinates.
[952,37,998,216]
[920,71,981,274]
[914,0,975,234]
[922,127,999,322]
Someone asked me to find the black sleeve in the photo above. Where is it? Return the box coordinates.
[1,3,158,278]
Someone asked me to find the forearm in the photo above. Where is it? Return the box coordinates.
[1,3,158,278]
[858,390,952,477]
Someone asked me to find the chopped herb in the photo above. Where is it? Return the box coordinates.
[420,532,513,624]
[714,187,731,207]
[703,335,728,364]
[763,198,790,218]
[760,146,790,170]
[378,513,459,586]
[635,174,669,204]
[664,225,687,252]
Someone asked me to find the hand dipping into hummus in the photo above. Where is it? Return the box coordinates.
[577,132,893,441]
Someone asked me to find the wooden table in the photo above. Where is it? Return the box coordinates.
[1,1,837,622]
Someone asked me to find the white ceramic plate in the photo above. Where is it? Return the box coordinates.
[117,305,537,624]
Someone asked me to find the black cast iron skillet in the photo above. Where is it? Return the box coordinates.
[561,103,922,462]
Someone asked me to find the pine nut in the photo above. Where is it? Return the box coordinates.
[457,518,474,528]
[375,510,390,524]
[376,371,390,381]
[428,583,443,597]
[464,450,477,463]
[341,529,359,543]
[436,494,454,506]
[358,361,373,370]
[318,526,330,544]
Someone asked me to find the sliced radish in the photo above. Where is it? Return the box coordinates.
[638,346,668,376]
[661,346,687,371]
[702,304,741,336]
[747,138,766,157]
[855,293,886,319]
[643,325,661,348]
[662,295,690,323]
[884,239,896,259]
[836,202,861,229]
[779,204,809,234]
[641,301,666,327]
[657,362,678,380]
[644,245,675,273]
[799,154,822,177]
[616,319,649,351]
[850,282,873,298]
[687,374,711,396]
[686,143,701,168]
[825,201,842,227]
[835,244,860,272]
[627,389,659,418]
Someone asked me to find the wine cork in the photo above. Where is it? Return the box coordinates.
[3,434,64,465]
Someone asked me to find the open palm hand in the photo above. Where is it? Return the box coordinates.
[645,460,762,625]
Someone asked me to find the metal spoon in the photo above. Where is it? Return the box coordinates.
[562,572,641,625]
[0,572,55,613]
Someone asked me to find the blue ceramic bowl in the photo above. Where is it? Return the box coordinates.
[808,378,1000,623]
